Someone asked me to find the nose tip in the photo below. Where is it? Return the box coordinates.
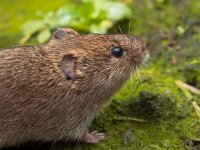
[141,43,146,52]
[135,37,146,52]
[129,36,146,65]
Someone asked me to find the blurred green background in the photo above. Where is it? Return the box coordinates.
[0,0,200,149]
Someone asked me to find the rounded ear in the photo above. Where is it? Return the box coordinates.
[60,55,83,80]
[53,28,79,39]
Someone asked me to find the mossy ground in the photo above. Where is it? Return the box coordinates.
[1,0,200,149]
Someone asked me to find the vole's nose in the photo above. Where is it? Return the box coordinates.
[136,37,145,52]
[130,37,146,65]
[141,42,146,52]
[131,37,146,54]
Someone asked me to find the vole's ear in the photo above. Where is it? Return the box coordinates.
[60,55,83,80]
[53,28,79,39]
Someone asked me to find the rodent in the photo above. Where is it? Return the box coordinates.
[0,28,145,147]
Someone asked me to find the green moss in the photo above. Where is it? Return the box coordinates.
[128,91,177,120]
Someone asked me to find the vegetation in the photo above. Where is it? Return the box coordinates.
[20,0,132,44]
[0,0,200,149]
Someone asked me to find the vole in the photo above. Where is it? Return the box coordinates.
[0,28,145,147]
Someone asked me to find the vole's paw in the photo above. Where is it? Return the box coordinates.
[82,130,105,144]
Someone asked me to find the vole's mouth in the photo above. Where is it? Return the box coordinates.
[131,48,146,66]
[132,54,144,67]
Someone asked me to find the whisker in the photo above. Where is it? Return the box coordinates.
[133,75,140,92]
[118,23,123,34]
[128,20,132,35]
[130,67,140,93]
[141,61,150,69]
[135,66,142,85]
[132,72,139,92]
[145,57,155,61]
[114,28,119,34]
[132,21,139,35]
[130,33,141,93]
[131,72,134,84]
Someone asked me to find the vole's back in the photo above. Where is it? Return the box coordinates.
[0,47,63,145]
[0,47,50,110]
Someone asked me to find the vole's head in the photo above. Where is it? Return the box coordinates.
[46,28,145,91]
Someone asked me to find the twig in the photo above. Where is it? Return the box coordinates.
[114,116,146,123]
[175,80,200,98]
[19,34,31,45]
[175,80,200,119]
[192,101,200,119]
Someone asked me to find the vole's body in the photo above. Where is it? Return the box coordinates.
[0,28,145,147]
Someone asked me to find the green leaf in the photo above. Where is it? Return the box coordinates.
[177,25,185,36]
[89,23,107,34]
[57,14,72,27]
[37,29,51,44]
[56,4,77,27]
[21,20,45,35]
[89,0,132,21]
[106,2,132,21]
[78,2,95,21]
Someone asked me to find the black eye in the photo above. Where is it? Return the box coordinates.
[111,46,124,57]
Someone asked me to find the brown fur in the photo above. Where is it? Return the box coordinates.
[0,28,145,147]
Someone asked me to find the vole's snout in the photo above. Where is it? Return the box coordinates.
[140,41,146,52]
[133,37,146,53]
[130,37,146,65]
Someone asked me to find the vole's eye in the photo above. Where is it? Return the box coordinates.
[111,46,124,57]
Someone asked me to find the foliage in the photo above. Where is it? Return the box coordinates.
[20,0,132,44]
